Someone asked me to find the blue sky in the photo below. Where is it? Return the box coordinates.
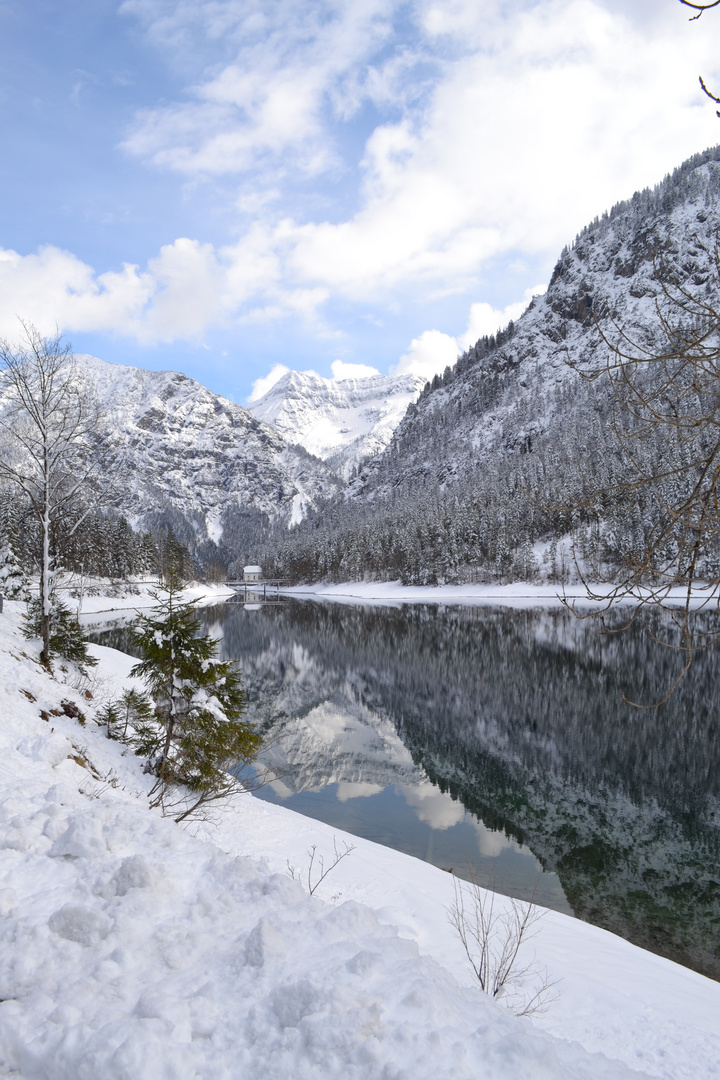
[1,0,719,403]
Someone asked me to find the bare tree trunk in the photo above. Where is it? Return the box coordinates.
[39,436,52,662]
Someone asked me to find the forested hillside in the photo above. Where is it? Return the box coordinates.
[261,147,720,584]
[0,357,340,583]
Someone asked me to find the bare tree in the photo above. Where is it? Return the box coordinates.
[565,243,720,701]
[678,1,720,114]
[0,321,108,662]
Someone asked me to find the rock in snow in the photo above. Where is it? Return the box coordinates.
[0,596,719,1079]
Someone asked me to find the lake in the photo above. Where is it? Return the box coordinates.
[95,597,720,981]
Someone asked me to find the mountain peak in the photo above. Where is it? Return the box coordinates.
[248,367,426,479]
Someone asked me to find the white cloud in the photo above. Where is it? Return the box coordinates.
[393,329,459,380]
[0,231,317,347]
[247,363,290,402]
[330,359,380,380]
[280,2,719,302]
[400,782,465,831]
[0,246,154,340]
[3,0,719,353]
[392,283,548,382]
[119,0,720,315]
[121,0,397,177]
[459,285,547,351]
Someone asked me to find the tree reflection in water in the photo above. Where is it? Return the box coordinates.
[97,600,720,980]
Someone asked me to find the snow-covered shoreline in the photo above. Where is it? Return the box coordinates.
[1,596,719,1078]
[53,578,236,619]
[281,579,719,608]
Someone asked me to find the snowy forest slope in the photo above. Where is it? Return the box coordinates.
[261,146,720,584]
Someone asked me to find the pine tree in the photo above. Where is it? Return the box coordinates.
[23,597,98,674]
[130,564,261,821]
[0,495,29,599]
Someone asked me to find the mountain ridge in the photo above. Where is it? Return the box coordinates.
[247,368,426,480]
[0,353,340,571]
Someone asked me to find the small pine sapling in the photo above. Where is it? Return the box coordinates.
[24,597,98,674]
[130,565,261,821]
[97,688,154,741]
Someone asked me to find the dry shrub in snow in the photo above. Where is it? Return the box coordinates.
[449,875,557,1016]
[287,837,355,898]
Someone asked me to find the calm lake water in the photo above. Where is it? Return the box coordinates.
[95,598,720,981]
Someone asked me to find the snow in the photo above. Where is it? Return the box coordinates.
[53,576,235,618]
[1,596,719,1079]
[45,355,340,535]
[248,368,426,480]
[280,580,716,609]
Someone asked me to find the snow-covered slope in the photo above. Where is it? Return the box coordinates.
[357,154,720,502]
[2,599,720,1078]
[262,147,720,584]
[73,356,339,541]
[248,369,425,480]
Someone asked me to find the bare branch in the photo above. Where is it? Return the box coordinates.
[287,837,355,897]
[679,0,720,18]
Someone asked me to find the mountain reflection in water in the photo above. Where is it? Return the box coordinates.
[94,599,720,981]
[200,599,720,982]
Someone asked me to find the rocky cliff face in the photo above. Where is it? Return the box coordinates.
[75,357,340,553]
[248,369,425,480]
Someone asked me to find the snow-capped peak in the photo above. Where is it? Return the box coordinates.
[247,368,426,480]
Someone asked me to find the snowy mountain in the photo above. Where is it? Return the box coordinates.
[72,356,339,559]
[263,146,720,584]
[247,369,426,480]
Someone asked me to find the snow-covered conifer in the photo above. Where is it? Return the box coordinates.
[130,559,261,821]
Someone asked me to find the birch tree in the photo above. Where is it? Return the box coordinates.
[0,322,108,662]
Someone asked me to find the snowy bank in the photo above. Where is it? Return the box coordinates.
[1,600,719,1079]
[52,577,235,619]
[282,580,717,609]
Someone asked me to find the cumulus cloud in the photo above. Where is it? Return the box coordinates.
[391,284,545,382]
[0,231,316,347]
[3,1,717,349]
[393,329,460,381]
[247,363,291,402]
[0,246,154,340]
[459,285,547,351]
[330,359,381,380]
[400,782,465,831]
[119,0,720,313]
